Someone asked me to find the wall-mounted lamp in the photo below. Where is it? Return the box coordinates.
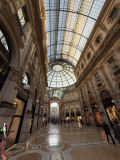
[15,84,30,90]
[24,84,30,90]
[95,105,98,108]
[36,100,39,104]
[111,100,115,103]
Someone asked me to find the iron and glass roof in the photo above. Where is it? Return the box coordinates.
[48,62,76,88]
[44,0,105,88]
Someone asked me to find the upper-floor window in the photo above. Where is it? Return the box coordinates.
[81,64,84,69]
[110,8,119,20]
[23,73,29,84]
[87,53,91,59]
[80,88,83,98]
[96,36,101,43]
[94,73,101,84]
[86,82,90,92]
[18,5,29,28]
[108,57,119,72]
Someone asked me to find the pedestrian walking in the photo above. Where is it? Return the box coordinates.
[103,121,116,145]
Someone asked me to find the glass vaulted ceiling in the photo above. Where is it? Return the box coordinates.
[44,0,106,88]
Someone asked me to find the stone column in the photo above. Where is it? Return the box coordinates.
[87,105,96,126]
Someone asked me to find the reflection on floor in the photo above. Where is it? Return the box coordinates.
[5,122,120,160]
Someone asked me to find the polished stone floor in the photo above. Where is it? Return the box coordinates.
[5,122,120,160]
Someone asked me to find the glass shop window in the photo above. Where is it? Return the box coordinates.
[110,8,119,20]
[94,73,101,84]
[108,57,119,72]
[18,5,29,28]
[22,73,29,84]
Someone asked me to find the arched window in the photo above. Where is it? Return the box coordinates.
[0,30,9,51]
[0,27,11,91]
[22,73,29,84]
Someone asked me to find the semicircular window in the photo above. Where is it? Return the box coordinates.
[48,62,76,88]
[23,73,29,84]
[0,29,10,90]
[0,30,9,51]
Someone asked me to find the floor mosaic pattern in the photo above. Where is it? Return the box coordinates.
[4,122,120,160]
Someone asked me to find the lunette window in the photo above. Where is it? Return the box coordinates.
[23,73,29,84]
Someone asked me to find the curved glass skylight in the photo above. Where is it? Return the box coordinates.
[48,62,76,88]
[50,89,63,99]
[44,0,105,67]
[0,30,9,51]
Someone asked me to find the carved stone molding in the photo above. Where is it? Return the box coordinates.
[29,91,35,100]
[89,43,95,52]
[28,62,35,77]
[100,67,115,94]
[8,68,23,85]
[107,3,120,24]
[19,39,33,75]
[99,23,109,34]
[94,33,103,47]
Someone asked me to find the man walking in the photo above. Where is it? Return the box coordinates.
[103,121,116,145]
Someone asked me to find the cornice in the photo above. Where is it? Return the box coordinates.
[74,0,111,72]
[26,0,48,87]
[76,20,120,88]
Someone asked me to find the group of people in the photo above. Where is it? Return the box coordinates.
[103,121,120,145]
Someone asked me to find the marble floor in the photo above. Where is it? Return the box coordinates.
[4,122,120,160]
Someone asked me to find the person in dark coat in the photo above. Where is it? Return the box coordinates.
[80,119,83,125]
[103,121,116,145]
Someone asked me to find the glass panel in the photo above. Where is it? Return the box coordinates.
[44,0,106,88]
[23,73,28,84]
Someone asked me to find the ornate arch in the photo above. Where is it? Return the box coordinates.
[0,14,20,70]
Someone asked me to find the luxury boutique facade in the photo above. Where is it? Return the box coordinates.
[0,0,120,157]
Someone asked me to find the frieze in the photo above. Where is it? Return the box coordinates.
[107,3,120,24]
[99,24,109,34]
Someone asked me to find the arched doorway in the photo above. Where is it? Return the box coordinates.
[90,97,102,127]
[50,102,59,120]
[100,90,120,127]
[83,101,90,125]
[0,27,12,91]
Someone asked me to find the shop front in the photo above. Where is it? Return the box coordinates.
[66,112,69,120]
[83,101,90,125]
[101,90,120,128]
[90,97,102,127]
[6,83,28,149]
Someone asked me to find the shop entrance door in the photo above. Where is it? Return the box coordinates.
[101,90,120,128]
